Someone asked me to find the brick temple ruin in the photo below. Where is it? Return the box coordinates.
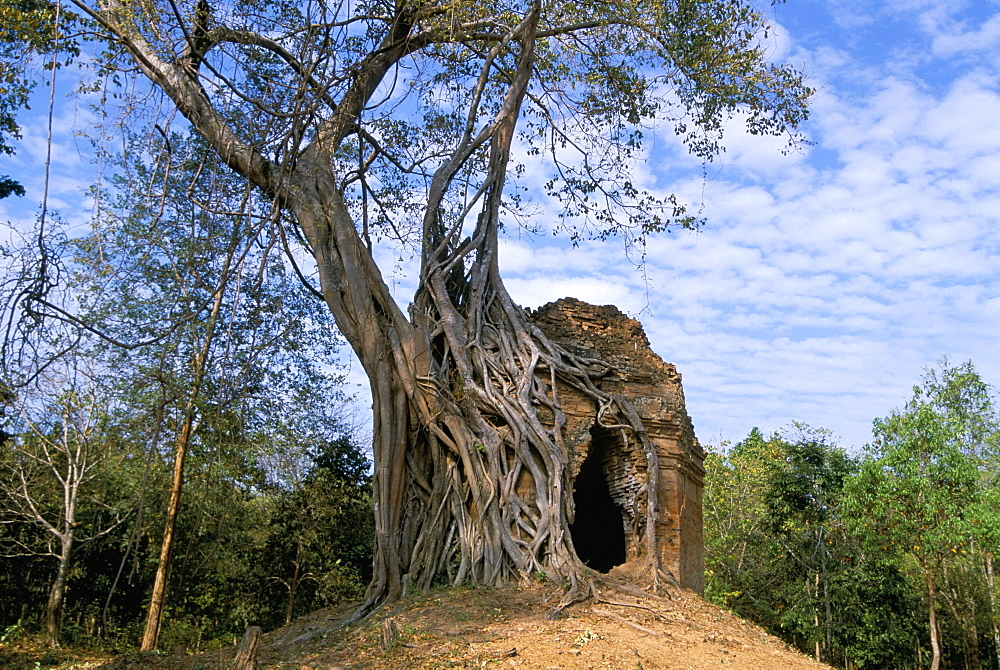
[531,298,705,593]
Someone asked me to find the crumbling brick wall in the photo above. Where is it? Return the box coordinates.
[530,297,705,593]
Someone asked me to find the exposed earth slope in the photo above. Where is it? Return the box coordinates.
[99,578,834,670]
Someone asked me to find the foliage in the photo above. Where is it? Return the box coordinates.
[704,361,1000,669]
[844,359,1000,670]
[0,414,372,650]
[254,435,374,628]
[849,403,980,562]
[705,424,922,668]
[835,560,922,668]
[704,427,783,606]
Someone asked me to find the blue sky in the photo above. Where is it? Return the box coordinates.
[498,0,1000,449]
[4,0,999,451]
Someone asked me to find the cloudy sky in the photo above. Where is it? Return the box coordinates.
[4,0,999,451]
[499,0,1000,449]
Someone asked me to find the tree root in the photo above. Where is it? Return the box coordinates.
[591,607,664,638]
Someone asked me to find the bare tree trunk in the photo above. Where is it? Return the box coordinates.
[985,554,1000,670]
[823,564,832,656]
[45,534,74,646]
[140,412,196,652]
[233,626,262,670]
[814,572,821,662]
[927,570,941,670]
[284,543,302,625]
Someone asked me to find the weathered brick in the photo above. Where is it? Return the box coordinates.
[530,297,705,593]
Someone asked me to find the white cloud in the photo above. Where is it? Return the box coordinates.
[928,8,1000,56]
[505,11,1000,450]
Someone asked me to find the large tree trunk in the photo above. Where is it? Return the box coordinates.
[101,0,668,618]
[328,235,661,614]
[283,7,666,617]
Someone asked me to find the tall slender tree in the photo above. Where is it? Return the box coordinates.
[64,130,349,649]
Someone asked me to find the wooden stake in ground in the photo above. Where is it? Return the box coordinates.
[233,626,262,670]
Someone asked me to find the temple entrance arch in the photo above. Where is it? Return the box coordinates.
[569,429,627,573]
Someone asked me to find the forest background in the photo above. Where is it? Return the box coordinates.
[3,344,1000,670]
[3,0,1000,451]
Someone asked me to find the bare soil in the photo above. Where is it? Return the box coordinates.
[95,577,834,670]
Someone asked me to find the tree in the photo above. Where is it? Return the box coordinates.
[846,360,1000,670]
[705,425,874,666]
[260,435,374,626]
[29,0,811,622]
[764,424,855,663]
[63,131,350,649]
[703,427,785,609]
[0,359,128,646]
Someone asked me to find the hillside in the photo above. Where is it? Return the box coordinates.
[99,577,834,670]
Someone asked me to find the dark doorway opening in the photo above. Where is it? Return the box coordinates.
[569,434,626,573]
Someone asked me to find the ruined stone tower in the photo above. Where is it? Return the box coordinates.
[530,298,705,593]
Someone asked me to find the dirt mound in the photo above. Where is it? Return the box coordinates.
[102,581,833,669]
